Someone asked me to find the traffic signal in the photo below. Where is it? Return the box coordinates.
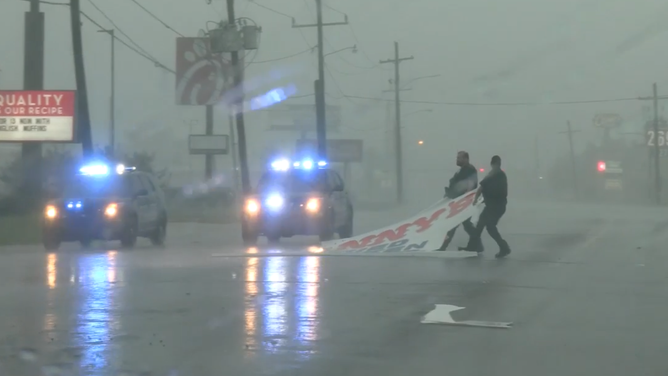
[597,161,606,172]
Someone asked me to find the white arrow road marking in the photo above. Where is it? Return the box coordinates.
[421,304,513,329]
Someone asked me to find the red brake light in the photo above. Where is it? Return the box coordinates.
[597,161,606,172]
[479,168,485,172]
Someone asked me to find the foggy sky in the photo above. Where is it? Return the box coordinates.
[1,0,668,185]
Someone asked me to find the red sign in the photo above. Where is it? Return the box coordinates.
[0,90,76,142]
[175,38,238,106]
[334,192,477,251]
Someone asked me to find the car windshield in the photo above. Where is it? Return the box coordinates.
[62,175,130,198]
[256,170,326,193]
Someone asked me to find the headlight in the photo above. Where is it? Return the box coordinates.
[265,194,284,209]
[305,198,320,212]
[104,203,118,217]
[45,205,57,219]
[245,199,259,214]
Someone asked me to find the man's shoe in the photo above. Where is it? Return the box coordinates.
[495,249,511,258]
[458,246,484,253]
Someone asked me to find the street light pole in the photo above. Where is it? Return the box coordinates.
[98,29,115,156]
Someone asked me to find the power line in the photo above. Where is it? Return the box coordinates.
[250,47,314,63]
[243,0,293,19]
[129,0,185,37]
[343,95,641,106]
[23,0,174,73]
[321,2,386,69]
[79,11,175,73]
[87,0,157,61]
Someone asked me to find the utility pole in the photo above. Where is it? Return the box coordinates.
[225,0,251,195]
[380,42,413,204]
[70,0,93,156]
[97,29,115,156]
[558,121,580,199]
[228,112,239,191]
[205,105,214,179]
[638,83,668,205]
[653,83,660,204]
[23,0,45,206]
[292,0,348,160]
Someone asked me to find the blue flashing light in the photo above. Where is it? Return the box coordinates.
[302,159,314,170]
[265,193,284,209]
[270,158,328,171]
[271,159,290,171]
[79,164,109,176]
[66,201,83,210]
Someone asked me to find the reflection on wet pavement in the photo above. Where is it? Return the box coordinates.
[2,246,329,374]
[244,255,322,360]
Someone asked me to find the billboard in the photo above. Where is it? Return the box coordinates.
[268,103,342,132]
[175,37,237,105]
[295,139,363,163]
[0,90,76,142]
[188,134,229,155]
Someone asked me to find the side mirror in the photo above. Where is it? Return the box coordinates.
[135,189,149,197]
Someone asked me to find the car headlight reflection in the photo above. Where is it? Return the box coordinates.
[305,198,320,212]
[245,199,260,214]
[105,203,118,217]
[265,194,284,209]
[45,205,57,219]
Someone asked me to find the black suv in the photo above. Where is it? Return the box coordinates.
[242,160,353,244]
[42,164,168,250]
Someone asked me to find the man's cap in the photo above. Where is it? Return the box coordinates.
[491,155,501,164]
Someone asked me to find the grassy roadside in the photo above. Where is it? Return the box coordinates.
[0,206,239,247]
[0,215,41,246]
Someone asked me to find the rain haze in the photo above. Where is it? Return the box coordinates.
[1,0,668,375]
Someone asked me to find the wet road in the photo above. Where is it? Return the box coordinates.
[1,202,668,375]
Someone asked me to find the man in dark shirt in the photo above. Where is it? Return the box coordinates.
[460,155,511,258]
[437,151,478,251]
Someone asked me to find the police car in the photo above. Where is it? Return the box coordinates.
[42,163,168,250]
[241,158,354,244]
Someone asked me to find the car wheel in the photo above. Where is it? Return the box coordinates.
[43,233,61,251]
[79,239,93,249]
[338,211,354,239]
[242,219,259,246]
[120,216,138,249]
[266,232,281,244]
[150,220,167,247]
[318,211,335,242]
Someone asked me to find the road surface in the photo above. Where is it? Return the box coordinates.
[0,201,667,375]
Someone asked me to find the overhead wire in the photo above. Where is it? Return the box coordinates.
[322,1,386,69]
[243,0,294,19]
[129,0,185,37]
[250,47,314,63]
[342,95,642,106]
[302,0,377,70]
[79,10,175,73]
[87,0,158,61]
[29,0,174,72]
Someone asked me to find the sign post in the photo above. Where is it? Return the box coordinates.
[188,134,229,156]
[0,90,77,142]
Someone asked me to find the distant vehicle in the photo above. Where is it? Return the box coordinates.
[241,157,354,245]
[42,163,168,251]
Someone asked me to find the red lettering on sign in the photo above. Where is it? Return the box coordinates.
[335,205,452,251]
[446,191,476,218]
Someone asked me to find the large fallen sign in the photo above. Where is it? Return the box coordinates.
[322,191,484,253]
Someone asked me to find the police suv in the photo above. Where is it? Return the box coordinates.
[242,158,354,244]
[42,163,168,250]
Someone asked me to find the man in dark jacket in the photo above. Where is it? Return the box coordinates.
[437,151,478,251]
[460,155,511,258]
